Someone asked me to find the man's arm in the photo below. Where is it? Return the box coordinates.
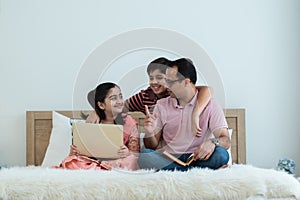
[213,128,231,150]
[143,129,162,150]
[193,128,230,160]
[143,105,162,149]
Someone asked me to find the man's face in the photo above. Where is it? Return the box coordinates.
[165,66,185,98]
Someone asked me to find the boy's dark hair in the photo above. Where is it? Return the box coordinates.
[170,58,197,84]
[146,57,171,75]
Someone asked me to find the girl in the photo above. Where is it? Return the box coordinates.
[58,82,140,170]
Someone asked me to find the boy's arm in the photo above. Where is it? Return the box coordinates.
[87,88,133,112]
[86,88,146,123]
[195,86,213,115]
[192,86,213,136]
[124,91,146,114]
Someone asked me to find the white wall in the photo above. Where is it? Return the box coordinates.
[0,0,299,175]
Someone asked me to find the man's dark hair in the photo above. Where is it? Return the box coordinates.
[170,58,197,84]
[146,57,171,75]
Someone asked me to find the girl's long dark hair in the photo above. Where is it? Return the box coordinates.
[94,82,124,125]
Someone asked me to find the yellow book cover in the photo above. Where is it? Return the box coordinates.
[162,151,195,166]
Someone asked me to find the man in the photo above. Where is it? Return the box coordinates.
[138,58,230,171]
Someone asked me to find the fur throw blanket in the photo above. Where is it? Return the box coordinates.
[0,164,299,200]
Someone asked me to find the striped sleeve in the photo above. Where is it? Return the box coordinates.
[125,87,157,114]
[126,91,146,113]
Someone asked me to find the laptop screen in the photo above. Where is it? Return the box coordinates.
[72,122,123,159]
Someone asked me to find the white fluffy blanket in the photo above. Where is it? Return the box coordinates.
[0,165,299,200]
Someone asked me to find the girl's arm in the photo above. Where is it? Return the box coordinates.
[192,86,213,136]
[127,135,140,153]
[124,115,141,154]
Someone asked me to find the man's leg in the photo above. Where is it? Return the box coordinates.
[192,146,229,169]
[138,149,190,171]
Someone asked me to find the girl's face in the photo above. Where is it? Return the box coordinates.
[101,86,124,117]
[148,69,168,96]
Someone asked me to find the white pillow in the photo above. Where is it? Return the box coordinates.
[140,132,145,150]
[41,111,72,167]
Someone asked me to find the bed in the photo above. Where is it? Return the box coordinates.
[26,109,246,166]
[0,109,299,200]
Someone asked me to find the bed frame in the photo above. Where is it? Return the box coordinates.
[26,109,246,166]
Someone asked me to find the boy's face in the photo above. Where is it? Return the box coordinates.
[148,69,168,96]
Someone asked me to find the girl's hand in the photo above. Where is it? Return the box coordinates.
[69,145,80,156]
[118,145,130,158]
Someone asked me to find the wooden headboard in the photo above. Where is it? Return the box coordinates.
[26,109,246,166]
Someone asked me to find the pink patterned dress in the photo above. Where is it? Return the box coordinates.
[55,114,140,170]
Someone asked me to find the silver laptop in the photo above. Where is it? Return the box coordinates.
[72,122,123,159]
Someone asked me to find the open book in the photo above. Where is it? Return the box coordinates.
[162,151,195,166]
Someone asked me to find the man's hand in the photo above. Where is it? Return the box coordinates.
[143,105,157,136]
[86,111,100,124]
[143,105,162,149]
[193,140,215,160]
